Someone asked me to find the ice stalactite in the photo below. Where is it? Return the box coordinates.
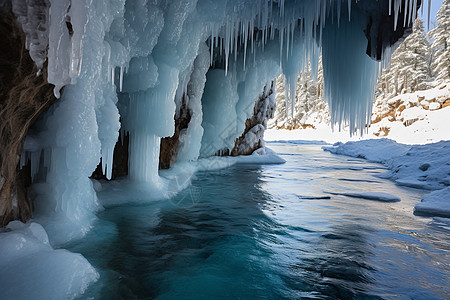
[46,0,88,98]
[11,0,50,71]
[322,10,379,135]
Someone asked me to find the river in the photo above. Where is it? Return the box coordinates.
[67,142,450,299]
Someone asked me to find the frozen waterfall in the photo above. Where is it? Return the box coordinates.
[11,0,425,244]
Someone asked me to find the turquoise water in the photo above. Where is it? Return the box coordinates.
[68,142,450,299]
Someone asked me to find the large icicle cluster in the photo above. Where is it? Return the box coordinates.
[12,0,424,244]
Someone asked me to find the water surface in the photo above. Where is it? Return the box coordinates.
[68,142,450,299]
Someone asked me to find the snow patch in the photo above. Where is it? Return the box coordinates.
[0,221,98,300]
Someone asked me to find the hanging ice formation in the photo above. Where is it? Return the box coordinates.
[11,0,424,244]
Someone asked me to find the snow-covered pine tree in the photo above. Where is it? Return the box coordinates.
[373,19,431,123]
[269,75,290,129]
[317,55,324,99]
[294,70,315,126]
[388,18,431,95]
[269,59,330,129]
[295,65,330,126]
[429,0,450,82]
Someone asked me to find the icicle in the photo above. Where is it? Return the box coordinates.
[394,0,400,30]
[234,21,238,62]
[427,0,431,30]
[30,150,40,183]
[68,0,87,84]
[348,0,351,21]
[321,0,327,29]
[210,34,213,66]
[250,18,254,54]
[403,0,408,27]
[280,26,284,65]
[243,21,248,71]
[412,0,418,24]
[286,22,290,58]
[408,0,413,26]
[20,151,26,169]
[111,67,115,85]
[337,0,341,26]
[290,22,295,55]
[389,0,392,15]
[119,66,123,92]
[225,17,230,75]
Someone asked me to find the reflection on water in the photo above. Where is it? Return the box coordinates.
[68,143,450,299]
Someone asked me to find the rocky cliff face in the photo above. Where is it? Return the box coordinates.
[231,83,275,156]
[0,11,57,226]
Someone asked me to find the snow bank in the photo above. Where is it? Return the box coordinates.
[415,187,450,218]
[0,221,98,300]
[323,138,410,162]
[324,139,450,217]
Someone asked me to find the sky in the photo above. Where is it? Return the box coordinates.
[419,0,442,31]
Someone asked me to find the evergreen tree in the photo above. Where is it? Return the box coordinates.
[388,18,431,95]
[269,59,330,129]
[269,75,289,129]
[317,55,324,98]
[429,0,450,82]
[295,65,329,126]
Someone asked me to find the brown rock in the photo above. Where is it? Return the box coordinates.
[442,99,450,108]
[0,12,57,226]
[159,94,191,169]
[397,104,406,113]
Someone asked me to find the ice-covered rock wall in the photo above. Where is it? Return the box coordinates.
[4,0,424,243]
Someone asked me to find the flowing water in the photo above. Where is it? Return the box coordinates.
[68,142,450,299]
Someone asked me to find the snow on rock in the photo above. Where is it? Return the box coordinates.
[328,191,401,202]
[234,147,286,165]
[370,82,450,144]
[234,124,266,156]
[415,187,450,218]
[0,221,99,300]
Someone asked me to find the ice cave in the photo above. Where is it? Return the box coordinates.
[1,0,450,299]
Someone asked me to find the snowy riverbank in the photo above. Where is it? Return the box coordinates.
[323,139,450,218]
